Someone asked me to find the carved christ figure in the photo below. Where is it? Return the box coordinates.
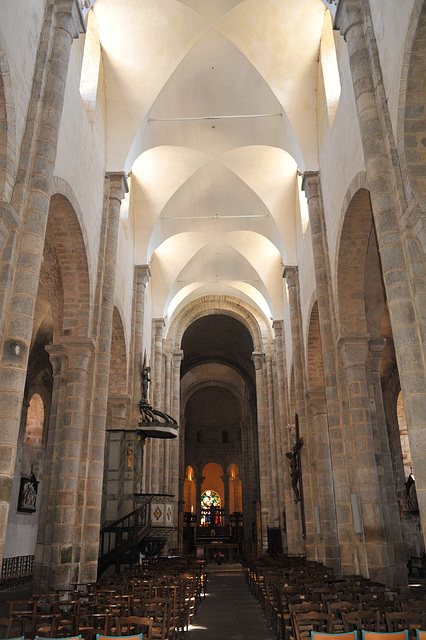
[286,438,304,503]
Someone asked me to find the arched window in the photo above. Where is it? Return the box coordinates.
[320,10,341,128]
[24,394,44,446]
[79,8,101,125]
[201,490,221,525]
[397,391,412,479]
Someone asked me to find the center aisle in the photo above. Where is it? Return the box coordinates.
[188,574,276,640]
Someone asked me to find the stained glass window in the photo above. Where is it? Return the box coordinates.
[201,490,221,525]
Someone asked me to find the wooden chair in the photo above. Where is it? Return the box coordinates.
[342,611,380,634]
[385,612,426,638]
[361,632,409,640]
[291,611,335,640]
[115,616,153,640]
[312,632,357,640]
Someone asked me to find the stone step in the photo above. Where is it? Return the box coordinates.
[206,562,245,575]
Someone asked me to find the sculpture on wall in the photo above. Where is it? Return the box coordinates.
[286,438,304,504]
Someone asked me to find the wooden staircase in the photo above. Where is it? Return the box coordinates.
[98,496,152,576]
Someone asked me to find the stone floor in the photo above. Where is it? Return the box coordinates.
[187,573,275,640]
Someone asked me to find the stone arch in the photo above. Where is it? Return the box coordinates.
[0,35,16,202]
[47,193,91,337]
[336,187,374,338]
[397,0,426,204]
[166,295,271,354]
[109,306,128,396]
[182,378,244,411]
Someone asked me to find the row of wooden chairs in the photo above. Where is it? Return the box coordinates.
[3,558,207,640]
[245,556,426,640]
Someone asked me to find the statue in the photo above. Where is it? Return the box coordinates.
[286,438,304,503]
[141,366,150,402]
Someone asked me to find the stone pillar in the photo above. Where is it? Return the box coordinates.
[335,0,426,549]
[273,320,291,544]
[303,171,342,573]
[168,349,183,550]
[0,0,84,565]
[79,173,127,583]
[49,338,95,588]
[129,265,151,424]
[306,390,338,567]
[223,471,230,526]
[265,351,280,527]
[145,319,165,494]
[252,351,270,551]
[283,267,311,556]
[195,474,202,525]
[367,339,407,584]
[339,336,395,584]
[34,344,67,586]
[128,265,150,494]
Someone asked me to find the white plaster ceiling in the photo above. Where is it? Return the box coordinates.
[94,0,329,323]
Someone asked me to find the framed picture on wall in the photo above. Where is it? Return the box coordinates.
[17,472,39,513]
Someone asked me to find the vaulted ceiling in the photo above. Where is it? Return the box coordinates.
[92,0,334,325]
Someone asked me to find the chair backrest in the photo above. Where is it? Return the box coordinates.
[342,611,380,633]
[35,636,81,640]
[312,632,357,640]
[385,612,426,636]
[292,611,335,640]
[416,631,426,640]
[97,635,143,640]
[116,616,153,640]
[362,632,409,640]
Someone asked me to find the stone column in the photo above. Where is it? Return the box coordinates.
[283,267,311,556]
[168,349,183,550]
[303,171,342,573]
[129,265,151,424]
[306,390,338,567]
[78,173,127,584]
[34,344,67,586]
[0,0,84,565]
[367,339,407,584]
[145,318,165,494]
[272,320,291,542]
[128,265,150,494]
[252,351,270,551]
[335,0,426,549]
[49,338,95,588]
[223,471,230,526]
[339,336,395,584]
[265,351,280,527]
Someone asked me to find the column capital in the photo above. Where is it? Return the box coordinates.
[334,0,364,41]
[368,338,386,373]
[55,0,86,39]
[105,171,128,204]
[338,335,370,368]
[273,319,283,337]
[153,317,165,335]
[58,336,95,370]
[135,264,151,287]
[283,265,298,286]
[252,351,265,370]
[302,171,320,201]
[45,344,66,376]
[172,349,184,363]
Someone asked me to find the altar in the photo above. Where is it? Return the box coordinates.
[195,542,239,563]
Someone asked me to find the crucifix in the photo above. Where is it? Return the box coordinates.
[286,413,306,539]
